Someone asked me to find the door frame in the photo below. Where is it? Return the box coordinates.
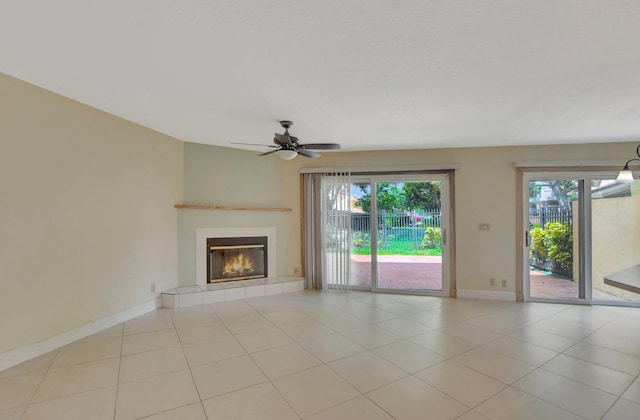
[521,171,592,304]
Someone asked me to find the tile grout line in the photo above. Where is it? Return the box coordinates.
[16,347,60,420]
[251,292,406,418]
[170,307,211,420]
[113,322,124,420]
[286,293,472,416]
[598,364,640,420]
[204,300,308,417]
[335,293,498,417]
[236,304,303,418]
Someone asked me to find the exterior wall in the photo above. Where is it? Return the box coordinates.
[0,73,183,354]
[592,193,640,299]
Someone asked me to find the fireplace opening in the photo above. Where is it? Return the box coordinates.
[207,236,268,283]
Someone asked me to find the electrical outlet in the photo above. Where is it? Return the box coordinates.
[479,223,491,231]
[489,277,495,286]
[501,279,507,287]
[150,283,156,293]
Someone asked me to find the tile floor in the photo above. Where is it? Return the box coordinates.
[1,291,640,419]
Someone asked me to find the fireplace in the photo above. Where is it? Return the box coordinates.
[196,227,276,286]
[207,236,268,283]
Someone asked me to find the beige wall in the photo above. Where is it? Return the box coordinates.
[183,143,283,207]
[280,143,637,293]
[0,73,183,354]
[178,143,289,285]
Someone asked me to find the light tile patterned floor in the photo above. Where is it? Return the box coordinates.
[1,291,640,419]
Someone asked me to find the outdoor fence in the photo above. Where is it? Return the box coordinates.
[326,209,442,246]
[529,207,572,228]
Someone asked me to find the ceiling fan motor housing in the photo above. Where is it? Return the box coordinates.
[279,120,293,130]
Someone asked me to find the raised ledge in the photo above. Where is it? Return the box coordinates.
[161,277,304,308]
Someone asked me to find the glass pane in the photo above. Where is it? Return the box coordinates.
[591,178,640,303]
[350,182,372,288]
[528,179,580,299]
[375,181,443,291]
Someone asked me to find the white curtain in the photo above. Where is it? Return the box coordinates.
[322,172,352,290]
[303,172,352,290]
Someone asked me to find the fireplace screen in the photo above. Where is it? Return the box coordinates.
[207,236,267,283]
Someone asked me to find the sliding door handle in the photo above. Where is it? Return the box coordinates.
[525,230,531,247]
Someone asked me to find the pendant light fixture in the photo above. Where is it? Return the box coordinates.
[617,144,640,183]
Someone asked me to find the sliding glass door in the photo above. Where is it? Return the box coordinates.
[371,175,449,294]
[525,175,586,302]
[321,172,451,295]
[523,171,640,306]
[336,175,450,295]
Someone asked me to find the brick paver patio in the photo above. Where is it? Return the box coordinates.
[349,254,442,290]
[530,269,626,301]
[341,255,631,301]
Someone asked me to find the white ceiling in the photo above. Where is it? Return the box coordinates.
[2,1,640,152]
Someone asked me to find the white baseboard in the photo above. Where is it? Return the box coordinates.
[457,289,516,301]
[0,298,160,372]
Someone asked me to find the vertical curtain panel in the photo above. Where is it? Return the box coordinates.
[304,173,323,290]
[303,172,352,290]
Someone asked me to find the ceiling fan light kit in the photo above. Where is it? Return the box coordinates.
[231,120,341,159]
[277,149,298,160]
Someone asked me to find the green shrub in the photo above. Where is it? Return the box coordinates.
[546,222,573,277]
[529,227,548,268]
[352,231,369,249]
[529,222,573,278]
[421,227,442,249]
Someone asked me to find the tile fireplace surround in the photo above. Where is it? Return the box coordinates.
[161,226,296,308]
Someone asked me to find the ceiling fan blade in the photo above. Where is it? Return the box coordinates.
[296,149,320,158]
[299,143,341,150]
[231,142,277,148]
[258,149,280,156]
[274,133,292,146]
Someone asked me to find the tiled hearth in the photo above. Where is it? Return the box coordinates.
[161,277,303,308]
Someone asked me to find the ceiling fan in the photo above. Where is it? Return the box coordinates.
[232,121,341,159]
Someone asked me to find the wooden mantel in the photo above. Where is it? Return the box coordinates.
[174,204,292,212]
